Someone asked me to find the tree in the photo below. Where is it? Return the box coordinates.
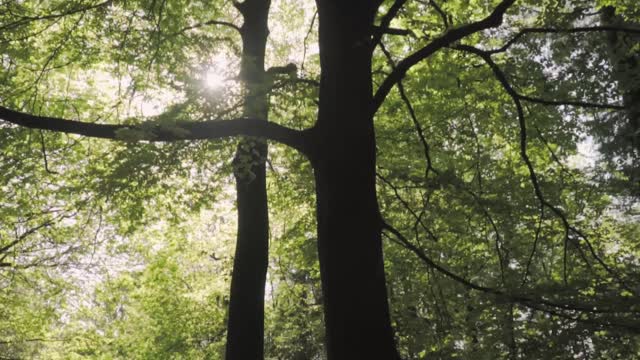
[1,0,640,358]
[226,1,271,358]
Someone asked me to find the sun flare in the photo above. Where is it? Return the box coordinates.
[204,54,232,89]
[205,69,225,89]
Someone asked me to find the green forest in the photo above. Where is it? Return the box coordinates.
[0,0,639,359]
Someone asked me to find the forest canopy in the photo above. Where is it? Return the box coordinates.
[0,0,639,359]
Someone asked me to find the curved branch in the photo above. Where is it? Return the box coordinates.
[489,26,640,54]
[382,221,640,333]
[376,172,438,242]
[0,106,310,155]
[170,19,241,36]
[426,0,449,29]
[378,42,436,177]
[0,220,54,255]
[372,0,409,47]
[372,0,516,114]
[0,0,113,32]
[301,10,318,72]
[519,95,625,110]
[453,46,625,110]
[453,44,633,293]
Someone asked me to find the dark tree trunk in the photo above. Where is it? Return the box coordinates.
[311,1,400,358]
[225,1,271,359]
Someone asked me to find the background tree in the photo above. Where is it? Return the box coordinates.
[226,0,271,358]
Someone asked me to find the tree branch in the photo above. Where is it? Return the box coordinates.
[378,42,436,178]
[0,106,311,155]
[170,19,241,36]
[0,0,113,32]
[453,44,634,293]
[382,221,640,333]
[518,95,625,110]
[0,220,54,255]
[372,0,410,47]
[489,26,640,54]
[426,0,449,29]
[372,0,516,113]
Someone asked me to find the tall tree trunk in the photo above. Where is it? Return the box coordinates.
[311,1,400,358]
[225,1,271,359]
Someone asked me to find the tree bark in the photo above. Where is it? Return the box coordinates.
[311,1,400,358]
[225,1,271,359]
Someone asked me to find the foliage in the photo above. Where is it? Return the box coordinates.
[1,0,639,359]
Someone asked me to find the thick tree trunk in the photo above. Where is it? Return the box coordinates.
[311,1,400,358]
[225,1,271,359]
